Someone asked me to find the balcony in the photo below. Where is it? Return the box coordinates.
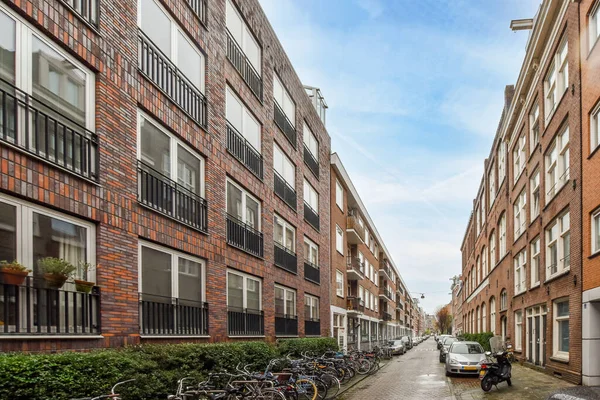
[226,214,264,258]
[227,307,264,336]
[304,202,320,231]
[274,243,297,274]
[346,297,365,315]
[275,314,298,336]
[379,263,393,281]
[61,0,98,26]
[138,161,208,232]
[0,276,100,335]
[303,144,319,179]
[396,301,404,311]
[274,172,296,210]
[346,257,365,280]
[379,287,393,301]
[346,212,366,244]
[227,122,263,179]
[304,261,320,284]
[0,79,99,182]
[226,30,262,101]
[139,293,208,336]
[274,102,296,148]
[185,0,207,26]
[138,31,207,129]
[305,319,320,336]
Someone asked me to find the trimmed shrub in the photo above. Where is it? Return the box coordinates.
[458,332,495,351]
[277,337,339,357]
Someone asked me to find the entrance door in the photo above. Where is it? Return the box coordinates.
[501,317,507,341]
[534,315,540,365]
[527,316,533,363]
[541,315,547,367]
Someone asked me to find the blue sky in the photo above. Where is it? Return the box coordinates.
[259,0,541,313]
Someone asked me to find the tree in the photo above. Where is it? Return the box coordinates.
[435,304,453,334]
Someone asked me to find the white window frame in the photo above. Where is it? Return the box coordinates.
[374,243,379,260]
[589,1,600,54]
[226,86,261,152]
[545,126,570,203]
[335,225,344,255]
[499,214,507,257]
[481,246,487,278]
[544,36,568,120]
[498,143,506,186]
[225,0,261,74]
[593,209,600,256]
[303,179,319,213]
[591,102,600,153]
[514,189,527,239]
[476,205,481,237]
[514,248,527,295]
[335,270,344,297]
[490,297,496,333]
[275,284,296,318]
[546,211,570,279]
[489,232,496,269]
[530,169,540,221]
[489,164,496,207]
[531,237,541,287]
[500,290,507,311]
[530,102,540,154]
[513,135,526,183]
[335,179,344,210]
[303,122,319,159]
[274,214,295,253]
[482,303,487,332]
[476,257,481,284]
[553,298,570,361]
[273,143,295,188]
[515,310,523,351]
[273,73,296,126]
[304,236,319,267]
[226,269,262,311]
[226,178,261,230]
[305,293,320,322]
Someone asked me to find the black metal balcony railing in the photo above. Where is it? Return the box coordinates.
[304,202,319,231]
[0,79,99,182]
[380,287,393,300]
[275,314,298,336]
[305,319,320,336]
[137,161,208,232]
[185,0,207,26]
[138,31,207,129]
[304,261,320,284]
[303,145,319,179]
[139,293,208,336]
[226,214,264,257]
[274,242,297,274]
[274,102,296,148]
[347,257,365,276]
[0,276,100,335]
[274,171,296,210]
[227,122,263,179]
[226,30,262,101]
[346,297,365,313]
[227,307,264,336]
[62,0,99,26]
[381,312,392,322]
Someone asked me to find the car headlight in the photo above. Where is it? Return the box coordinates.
[449,358,460,365]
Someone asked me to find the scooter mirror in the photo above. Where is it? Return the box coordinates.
[485,351,492,356]
[507,345,512,349]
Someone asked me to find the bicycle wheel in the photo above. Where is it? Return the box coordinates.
[318,374,340,400]
[295,379,318,400]
[354,359,371,375]
[261,388,287,400]
[311,377,328,400]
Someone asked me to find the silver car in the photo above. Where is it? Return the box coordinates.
[439,336,458,363]
[388,340,406,355]
[445,341,487,376]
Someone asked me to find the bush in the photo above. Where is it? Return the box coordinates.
[0,338,337,400]
[458,332,495,352]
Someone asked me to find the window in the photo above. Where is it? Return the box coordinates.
[490,297,496,333]
[273,73,295,126]
[335,225,344,254]
[553,299,569,360]
[499,214,507,257]
[364,290,369,309]
[138,0,205,92]
[530,103,540,153]
[226,0,261,74]
[275,285,296,317]
[303,179,319,213]
[274,143,295,187]
[592,102,600,152]
[335,179,344,209]
[592,210,600,255]
[590,1,600,53]
[500,290,507,311]
[471,267,476,292]
[546,211,570,278]
[227,179,260,230]
[544,37,568,119]
[335,270,344,297]
[531,237,541,286]
[498,143,506,184]
[369,236,375,253]
[476,206,481,237]
[514,311,523,351]
[546,126,570,202]
[304,236,318,267]
[365,229,370,246]
[530,169,540,221]
[480,193,486,225]
[303,123,318,159]
[476,306,481,333]
[227,270,261,311]
[514,190,527,239]
[274,214,295,253]
[482,303,487,332]
[226,87,261,151]
[482,246,487,278]
[476,257,481,284]
[374,244,379,259]
[513,135,526,183]
[490,232,496,269]
[514,249,527,295]
[304,294,319,321]
[489,164,496,206]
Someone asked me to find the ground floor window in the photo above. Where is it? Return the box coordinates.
[553,298,569,360]
[514,310,523,351]
[333,313,346,349]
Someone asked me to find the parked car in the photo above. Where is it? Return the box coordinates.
[388,340,406,355]
[400,336,413,350]
[545,387,600,400]
[439,337,458,363]
[437,335,451,350]
[445,341,487,376]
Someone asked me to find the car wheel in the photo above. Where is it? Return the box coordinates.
[445,370,450,377]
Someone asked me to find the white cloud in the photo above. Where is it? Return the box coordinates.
[355,0,385,19]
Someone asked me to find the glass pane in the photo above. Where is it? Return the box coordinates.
[304,295,311,320]
[559,320,569,352]
[247,278,260,311]
[32,36,86,126]
[227,273,243,309]
[557,301,569,317]
[244,111,261,151]
[285,226,294,252]
[178,258,202,302]
[245,196,259,229]
[227,182,243,220]
[140,117,170,176]
[274,217,283,246]
[303,240,310,260]
[226,88,243,133]
[284,158,295,187]
[0,10,16,84]
[283,93,295,126]
[226,0,242,44]
[244,29,261,74]
[141,246,172,299]
[177,145,201,194]
[273,145,283,175]
[275,287,284,315]
[595,214,600,251]
[286,290,295,316]
[273,75,283,105]
[0,202,17,262]
[178,33,202,91]
[141,0,171,57]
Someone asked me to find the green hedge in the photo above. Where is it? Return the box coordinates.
[457,332,495,352]
[0,338,338,400]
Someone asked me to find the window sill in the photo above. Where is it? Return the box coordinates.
[550,355,569,364]
[529,215,540,227]
[528,144,540,162]
[543,182,569,211]
[276,335,299,338]
[513,230,526,243]
[513,290,526,298]
[0,335,104,340]
[545,267,570,284]
[588,143,600,160]
[336,294,345,298]
[336,249,344,256]
[530,282,541,290]
[543,90,568,130]
[141,335,210,339]
[589,250,600,260]
[228,335,265,338]
[587,36,600,59]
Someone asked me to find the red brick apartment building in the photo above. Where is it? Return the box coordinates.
[0,0,332,352]
[460,0,583,384]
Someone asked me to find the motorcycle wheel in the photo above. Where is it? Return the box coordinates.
[481,376,493,392]
[507,378,512,386]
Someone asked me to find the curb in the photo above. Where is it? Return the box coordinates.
[336,359,393,399]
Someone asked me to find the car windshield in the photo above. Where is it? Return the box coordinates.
[443,337,457,345]
[390,340,402,345]
[450,343,484,354]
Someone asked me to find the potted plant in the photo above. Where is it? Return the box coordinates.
[74,261,96,293]
[0,260,30,285]
[37,257,76,289]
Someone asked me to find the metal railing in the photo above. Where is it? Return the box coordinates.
[138,31,207,128]
[346,212,366,239]
[303,144,319,178]
[275,314,298,336]
[274,242,297,274]
[139,293,208,336]
[346,297,365,313]
[185,0,207,26]
[227,121,263,179]
[305,319,320,336]
[226,30,262,100]
[61,0,99,26]
[226,214,264,257]
[227,307,264,336]
[0,276,100,335]
[0,79,99,182]
[304,261,320,284]
[137,161,208,232]
[380,286,393,300]
[347,257,365,276]
[274,171,296,209]
[304,202,319,231]
[274,102,296,148]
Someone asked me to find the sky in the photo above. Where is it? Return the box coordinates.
[259,0,542,314]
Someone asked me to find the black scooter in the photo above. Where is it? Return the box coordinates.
[479,347,513,392]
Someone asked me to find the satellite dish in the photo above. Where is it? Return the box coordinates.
[421,294,425,299]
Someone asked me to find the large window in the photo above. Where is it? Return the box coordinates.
[138,0,205,93]
[227,270,261,311]
[304,294,319,321]
[500,290,507,311]
[274,144,295,188]
[514,311,523,351]
[546,211,570,278]
[544,36,568,119]
[275,285,296,317]
[592,102,600,153]
[489,232,496,269]
[553,299,569,360]
[226,0,261,74]
[482,246,487,278]
[304,236,319,267]
[498,143,506,184]
[304,179,319,213]
[335,225,344,254]
[303,123,318,159]
[489,164,496,207]
[227,179,260,230]
[530,103,540,154]
[514,190,527,239]
[490,297,496,333]
[335,270,344,297]
[482,303,487,332]
[273,73,295,126]
[499,214,507,257]
[513,135,526,183]
[589,1,600,53]
[335,179,344,209]
[274,214,295,253]
[476,257,481,284]
[546,126,570,202]
[593,210,600,255]
[226,87,261,151]
[531,237,541,287]
[530,169,540,221]
[514,248,526,295]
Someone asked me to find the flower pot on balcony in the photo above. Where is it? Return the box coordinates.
[0,269,29,286]
[43,273,69,289]
[74,279,95,293]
